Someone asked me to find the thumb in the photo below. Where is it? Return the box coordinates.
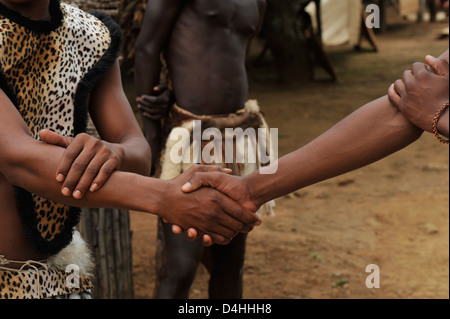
[182,172,220,193]
[39,129,73,148]
[153,83,169,93]
[426,55,449,77]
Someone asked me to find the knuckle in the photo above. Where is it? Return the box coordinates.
[210,192,220,203]
[186,165,196,173]
[436,60,449,72]
[193,171,206,182]
[233,205,244,217]
[402,71,409,80]
[100,166,114,176]
[77,133,89,141]
[205,207,216,218]
[237,222,248,233]
[415,67,427,77]
[63,148,77,159]
[93,138,102,146]
[72,161,86,170]
[90,139,102,150]
[110,153,120,163]
[86,165,99,175]
[437,59,448,68]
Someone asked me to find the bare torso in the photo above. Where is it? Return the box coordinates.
[166,0,264,115]
[0,173,48,263]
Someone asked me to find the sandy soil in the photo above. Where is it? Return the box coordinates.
[128,13,449,299]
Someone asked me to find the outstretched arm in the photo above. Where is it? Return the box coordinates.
[184,95,423,211]
[182,93,424,243]
[246,95,423,206]
[184,50,450,213]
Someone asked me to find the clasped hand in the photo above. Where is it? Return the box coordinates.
[388,54,449,134]
[171,167,261,246]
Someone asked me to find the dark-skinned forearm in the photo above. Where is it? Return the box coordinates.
[246,96,423,206]
[3,136,167,214]
[114,134,152,176]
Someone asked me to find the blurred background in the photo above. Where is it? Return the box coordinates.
[68,0,449,299]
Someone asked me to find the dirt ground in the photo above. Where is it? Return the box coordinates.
[128,12,449,299]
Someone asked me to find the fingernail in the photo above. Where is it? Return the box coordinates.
[73,190,82,199]
[90,183,98,192]
[62,187,71,196]
[56,174,65,182]
[187,231,194,239]
[181,182,192,191]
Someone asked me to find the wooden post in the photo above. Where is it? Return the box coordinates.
[79,208,134,299]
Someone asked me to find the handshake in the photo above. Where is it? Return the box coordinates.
[161,165,263,247]
[39,130,263,247]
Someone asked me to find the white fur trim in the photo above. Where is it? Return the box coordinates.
[47,231,95,278]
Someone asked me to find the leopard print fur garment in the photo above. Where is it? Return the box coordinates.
[0,0,122,255]
[0,263,93,299]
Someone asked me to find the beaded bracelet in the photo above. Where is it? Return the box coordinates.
[432,103,449,144]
